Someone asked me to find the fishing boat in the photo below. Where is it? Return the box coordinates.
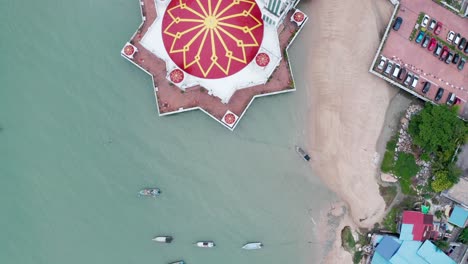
[169,261,185,264]
[242,242,263,250]
[138,188,161,197]
[195,241,215,248]
[295,146,311,161]
[152,236,173,243]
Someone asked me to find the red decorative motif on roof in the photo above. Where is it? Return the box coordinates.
[162,0,264,79]
[255,52,270,67]
[124,45,135,56]
[293,11,305,23]
[224,113,236,124]
[170,69,185,83]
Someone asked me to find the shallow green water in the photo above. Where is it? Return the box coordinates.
[0,1,335,263]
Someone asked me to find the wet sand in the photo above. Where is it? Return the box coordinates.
[298,0,397,262]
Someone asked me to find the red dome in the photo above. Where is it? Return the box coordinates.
[162,0,264,79]
[255,53,270,67]
[124,45,135,56]
[224,113,236,124]
[170,69,185,83]
[293,11,305,23]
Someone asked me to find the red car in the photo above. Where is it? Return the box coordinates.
[434,22,443,35]
[428,38,437,51]
[440,46,449,60]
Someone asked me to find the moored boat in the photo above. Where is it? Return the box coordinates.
[195,241,215,248]
[295,146,311,161]
[169,261,185,264]
[139,188,161,197]
[242,242,263,250]
[152,236,173,243]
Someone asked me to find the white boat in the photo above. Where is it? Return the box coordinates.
[139,188,161,197]
[295,146,311,161]
[169,261,185,264]
[195,241,215,248]
[242,242,263,250]
[152,236,173,243]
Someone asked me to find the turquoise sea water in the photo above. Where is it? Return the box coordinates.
[0,1,335,263]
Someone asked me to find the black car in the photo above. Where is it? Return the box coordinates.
[421,36,430,48]
[393,17,403,31]
[459,38,466,50]
[445,52,454,64]
[464,43,468,54]
[435,88,444,102]
[422,82,431,94]
[452,53,460,64]
[459,58,466,71]
[434,44,442,57]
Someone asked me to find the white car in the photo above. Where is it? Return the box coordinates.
[377,56,387,71]
[447,31,455,43]
[421,15,430,28]
[429,19,437,30]
[454,33,461,46]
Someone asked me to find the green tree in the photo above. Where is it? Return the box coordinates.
[431,171,455,192]
[394,152,420,179]
[408,103,467,163]
[459,228,468,244]
[434,240,450,251]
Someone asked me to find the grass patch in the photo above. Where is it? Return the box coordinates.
[394,153,420,194]
[386,138,397,151]
[381,151,395,173]
[409,13,425,41]
[383,207,400,233]
[341,226,355,251]
[379,185,398,208]
[353,251,363,264]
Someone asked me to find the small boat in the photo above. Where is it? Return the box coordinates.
[169,261,185,264]
[152,236,173,243]
[139,188,161,197]
[195,241,215,248]
[242,242,263,250]
[295,146,311,161]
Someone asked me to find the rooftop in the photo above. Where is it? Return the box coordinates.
[399,211,435,241]
[442,177,468,207]
[448,205,468,227]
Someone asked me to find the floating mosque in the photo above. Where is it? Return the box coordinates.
[122,0,308,130]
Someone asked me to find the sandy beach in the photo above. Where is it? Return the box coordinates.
[300,0,397,262]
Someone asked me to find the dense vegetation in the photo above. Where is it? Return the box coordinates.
[408,103,467,192]
[459,228,468,244]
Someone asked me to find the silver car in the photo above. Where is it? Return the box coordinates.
[404,72,414,86]
[384,62,393,76]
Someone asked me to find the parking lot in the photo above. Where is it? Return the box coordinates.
[375,0,468,118]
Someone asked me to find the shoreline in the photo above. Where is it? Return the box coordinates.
[298,0,400,262]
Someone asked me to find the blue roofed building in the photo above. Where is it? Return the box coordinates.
[371,236,456,264]
[448,205,468,228]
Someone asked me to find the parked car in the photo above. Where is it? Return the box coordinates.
[458,38,466,50]
[422,82,431,94]
[446,93,456,105]
[459,58,466,71]
[421,36,430,48]
[416,31,425,43]
[434,22,443,35]
[454,33,461,46]
[393,17,403,31]
[421,15,430,28]
[384,62,393,75]
[404,72,413,86]
[452,53,460,64]
[447,31,455,43]
[377,56,387,71]
[398,68,407,81]
[435,87,444,102]
[392,64,401,79]
[411,75,419,89]
[464,44,468,54]
[428,38,437,51]
[434,44,443,56]
[440,46,449,61]
[429,19,437,31]
[445,52,454,64]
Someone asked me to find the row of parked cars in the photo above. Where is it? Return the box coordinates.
[376,56,456,105]
[392,14,466,71]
